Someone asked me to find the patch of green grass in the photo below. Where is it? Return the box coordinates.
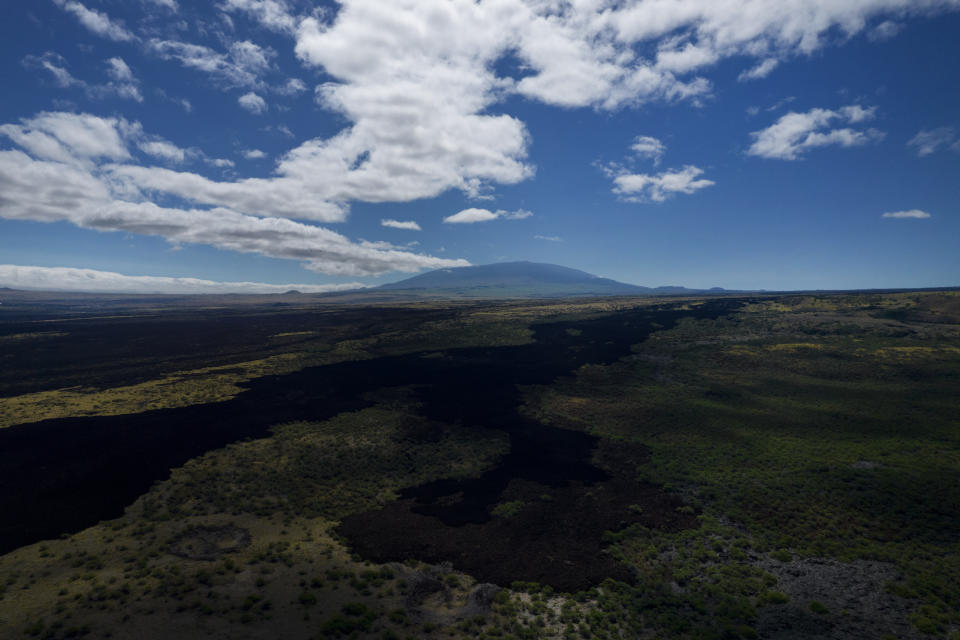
[491,500,526,518]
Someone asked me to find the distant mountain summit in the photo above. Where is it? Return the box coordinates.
[377,261,719,298]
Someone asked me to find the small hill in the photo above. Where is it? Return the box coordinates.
[377,261,714,298]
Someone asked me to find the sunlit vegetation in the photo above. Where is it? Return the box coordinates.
[143,402,510,522]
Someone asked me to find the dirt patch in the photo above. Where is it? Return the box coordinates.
[168,524,251,560]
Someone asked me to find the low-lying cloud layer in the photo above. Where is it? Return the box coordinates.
[0,265,366,294]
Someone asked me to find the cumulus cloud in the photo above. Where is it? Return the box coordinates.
[238,91,268,114]
[748,105,885,160]
[0,112,468,276]
[381,219,421,231]
[631,136,666,164]
[443,208,532,224]
[52,0,135,42]
[907,127,958,156]
[613,165,715,202]
[242,148,267,159]
[27,1,949,246]
[0,265,366,294]
[882,209,932,219]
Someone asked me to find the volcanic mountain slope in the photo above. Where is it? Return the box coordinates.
[377,261,721,298]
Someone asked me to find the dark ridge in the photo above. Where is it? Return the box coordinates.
[0,298,747,590]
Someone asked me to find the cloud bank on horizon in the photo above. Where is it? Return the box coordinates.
[1,0,958,290]
[0,264,365,294]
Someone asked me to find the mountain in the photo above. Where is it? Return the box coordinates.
[376,261,719,298]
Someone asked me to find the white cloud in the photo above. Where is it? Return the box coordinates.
[748,105,884,160]
[208,157,235,168]
[43,0,950,244]
[0,112,467,277]
[655,41,719,74]
[105,57,133,83]
[138,140,188,164]
[882,209,932,219]
[275,78,307,96]
[613,165,715,202]
[444,208,500,224]
[443,208,532,224]
[534,235,563,242]
[52,0,135,42]
[869,20,903,41]
[238,91,268,114]
[907,127,957,156]
[219,0,298,34]
[0,265,366,295]
[143,0,178,10]
[381,219,421,231]
[23,53,141,102]
[0,111,132,165]
[631,136,666,164]
[22,52,82,88]
[101,57,142,102]
[242,148,267,159]
[147,39,275,89]
[738,58,779,82]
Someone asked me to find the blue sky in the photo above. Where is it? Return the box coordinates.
[1,0,958,293]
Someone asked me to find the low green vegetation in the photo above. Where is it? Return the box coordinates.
[1,291,958,639]
[525,291,960,637]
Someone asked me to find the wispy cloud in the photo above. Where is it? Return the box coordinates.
[534,235,563,242]
[23,53,142,102]
[52,0,135,42]
[219,0,298,34]
[882,209,931,219]
[147,39,275,89]
[381,219,421,231]
[0,265,366,294]
[738,58,779,82]
[748,105,884,160]
[907,127,957,156]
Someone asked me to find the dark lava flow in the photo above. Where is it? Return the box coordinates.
[0,298,744,588]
